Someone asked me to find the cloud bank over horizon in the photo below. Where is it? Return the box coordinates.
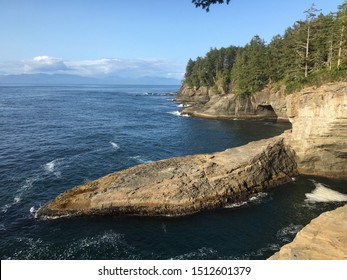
[0,56,184,80]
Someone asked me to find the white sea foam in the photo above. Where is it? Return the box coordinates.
[45,161,55,173]
[168,111,190,117]
[110,141,120,151]
[29,206,37,218]
[225,192,269,208]
[249,192,268,202]
[177,103,191,108]
[305,181,347,203]
[44,159,62,178]
[13,178,35,205]
[171,247,217,260]
[129,156,152,164]
[276,224,302,243]
[225,201,248,209]
[1,203,11,213]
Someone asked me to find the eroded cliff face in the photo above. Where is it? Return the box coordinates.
[37,133,297,218]
[269,204,347,260]
[176,84,287,121]
[286,83,347,179]
[178,82,347,179]
[176,85,218,103]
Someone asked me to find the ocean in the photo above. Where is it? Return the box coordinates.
[0,84,346,260]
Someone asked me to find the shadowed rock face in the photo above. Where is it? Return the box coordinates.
[269,204,347,260]
[37,133,297,218]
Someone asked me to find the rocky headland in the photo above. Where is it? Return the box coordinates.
[37,133,297,218]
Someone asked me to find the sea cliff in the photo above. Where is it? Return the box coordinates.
[287,83,347,179]
[178,82,347,179]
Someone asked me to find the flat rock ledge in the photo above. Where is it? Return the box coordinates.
[37,132,297,218]
[269,204,347,260]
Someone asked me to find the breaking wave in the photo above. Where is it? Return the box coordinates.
[44,159,62,178]
[177,103,191,108]
[110,141,120,151]
[305,181,347,203]
[276,224,302,243]
[225,192,270,209]
[167,111,190,117]
[129,155,152,164]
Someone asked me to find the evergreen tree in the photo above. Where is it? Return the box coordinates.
[183,1,347,95]
[336,1,347,69]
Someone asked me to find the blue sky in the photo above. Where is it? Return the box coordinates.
[0,0,343,79]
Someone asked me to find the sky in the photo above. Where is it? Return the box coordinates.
[0,0,344,79]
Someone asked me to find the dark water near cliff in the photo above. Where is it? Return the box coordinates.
[0,84,346,260]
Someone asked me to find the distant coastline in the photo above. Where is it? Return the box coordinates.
[0,73,181,86]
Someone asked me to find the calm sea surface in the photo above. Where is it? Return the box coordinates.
[0,84,345,259]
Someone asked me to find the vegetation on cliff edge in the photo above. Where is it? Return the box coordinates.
[184,1,347,95]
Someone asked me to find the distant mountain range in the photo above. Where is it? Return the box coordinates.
[0,73,181,85]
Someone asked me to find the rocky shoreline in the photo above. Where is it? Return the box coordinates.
[36,82,347,259]
[176,84,288,121]
[37,82,346,218]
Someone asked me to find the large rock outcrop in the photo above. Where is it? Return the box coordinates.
[176,84,287,121]
[287,83,347,179]
[37,133,297,218]
[178,82,347,179]
[269,204,347,260]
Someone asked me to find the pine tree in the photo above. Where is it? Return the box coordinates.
[336,1,347,69]
[303,4,322,77]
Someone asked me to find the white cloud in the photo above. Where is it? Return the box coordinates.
[0,56,184,79]
[24,56,69,73]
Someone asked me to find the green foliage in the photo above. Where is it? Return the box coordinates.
[285,68,347,94]
[192,0,230,12]
[183,46,239,90]
[231,36,269,95]
[184,1,347,95]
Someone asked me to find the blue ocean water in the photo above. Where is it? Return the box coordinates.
[0,84,345,260]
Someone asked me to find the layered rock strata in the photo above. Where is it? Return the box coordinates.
[269,204,347,260]
[37,133,297,218]
[287,83,347,179]
[178,83,347,179]
[176,84,287,121]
